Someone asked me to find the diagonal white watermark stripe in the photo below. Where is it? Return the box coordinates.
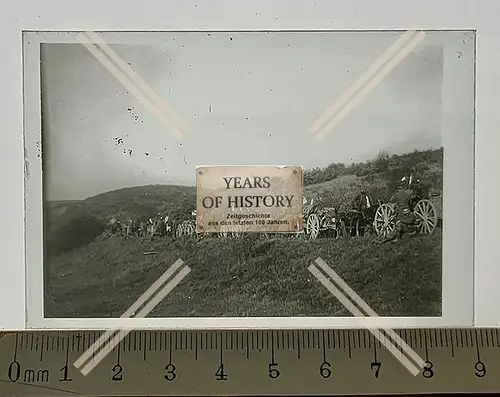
[74,259,189,375]
[77,33,185,141]
[315,31,426,141]
[73,258,185,369]
[309,30,418,136]
[83,31,190,135]
[308,264,421,375]
[308,258,426,376]
[314,257,426,369]
[79,265,191,376]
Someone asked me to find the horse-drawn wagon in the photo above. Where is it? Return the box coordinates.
[302,197,343,239]
[373,189,442,238]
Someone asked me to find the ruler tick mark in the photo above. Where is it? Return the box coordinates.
[297,331,301,359]
[271,332,276,364]
[475,332,481,362]
[347,331,352,358]
[449,330,455,358]
[12,333,18,362]
[39,335,44,361]
[322,331,327,362]
[424,330,429,362]
[194,332,198,360]
[484,329,490,348]
[246,333,249,359]
[169,333,174,365]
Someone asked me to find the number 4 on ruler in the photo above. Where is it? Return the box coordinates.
[215,364,228,381]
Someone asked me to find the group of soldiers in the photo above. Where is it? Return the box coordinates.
[346,174,425,244]
[376,175,424,244]
[103,174,425,243]
[104,210,197,239]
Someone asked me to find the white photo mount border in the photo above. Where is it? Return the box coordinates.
[22,29,475,330]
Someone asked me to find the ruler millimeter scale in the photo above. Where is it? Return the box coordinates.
[0,329,498,396]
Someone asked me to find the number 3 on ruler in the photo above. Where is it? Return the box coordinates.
[164,363,176,381]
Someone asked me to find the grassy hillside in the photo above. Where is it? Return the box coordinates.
[303,148,443,209]
[44,231,442,318]
[48,148,443,217]
[44,185,196,258]
[43,147,443,317]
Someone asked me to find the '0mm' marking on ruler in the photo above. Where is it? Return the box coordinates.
[0,329,497,396]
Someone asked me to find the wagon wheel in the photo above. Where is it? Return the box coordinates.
[306,213,320,239]
[413,199,438,235]
[374,204,396,238]
[175,223,184,237]
[218,230,239,238]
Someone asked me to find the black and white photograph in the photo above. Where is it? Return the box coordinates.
[23,30,475,325]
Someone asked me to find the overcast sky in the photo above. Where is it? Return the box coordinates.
[40,31,474,201]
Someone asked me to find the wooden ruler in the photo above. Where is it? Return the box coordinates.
[0,329,498,396]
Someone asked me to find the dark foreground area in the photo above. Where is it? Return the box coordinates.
[44,230,442,318]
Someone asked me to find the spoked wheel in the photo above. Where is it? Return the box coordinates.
[374,204,396,238]
[306,213,320,239]
[413,199,438,235]
[218,231,240,238]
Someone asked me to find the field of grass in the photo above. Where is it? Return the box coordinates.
[44,230,442,318]
[43,148,443,318]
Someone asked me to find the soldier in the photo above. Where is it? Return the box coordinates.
[350,188,372,236]
[161,214,172,236]
[137,219,144,236]
[122,219,133,238]
[409,175,428,204]
[146,218,156,237]
[375,178,417,244]
[352,188,372,213]
[107,218,122,236]
[105,218,116,237]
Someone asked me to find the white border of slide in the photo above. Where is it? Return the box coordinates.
[2,0,496,330]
